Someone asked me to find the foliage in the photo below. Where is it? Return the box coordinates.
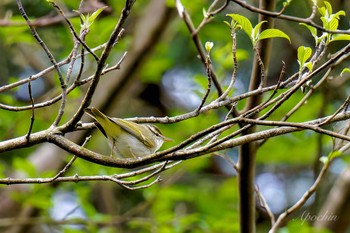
[225,14,290,46]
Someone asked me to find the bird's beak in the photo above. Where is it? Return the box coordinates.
[163,136,173,142]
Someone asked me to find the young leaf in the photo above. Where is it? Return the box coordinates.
[205,41,214,54]
[87,6,108,26]
[300,23,319,44]
[331,34,350,42]
[258,29,291,43]
[304,62,313,72]
[226,14,253,41]
[328,17,339,31]
[74,6,108,30]
[318,6,327,18]
[223,21,231,28]
[283,0,292,8]
[252,21,266,42]
[324,1,333,15]
[297,46,312,67]
[329,150,342,160]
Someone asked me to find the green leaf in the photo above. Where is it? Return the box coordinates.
[283,0,292,7]
[328,17,339,31]
[324,1,333,15]
[300,23,317,39]
[330,34,350,42]
[300,23,320,45]
[297,46,312,67]
[75,6,108,30]
[258,29,291,43]
[226,14,253,41]
[223,21,231,28]
[334,10,346,19]
[320,151,342,165]
[89,6,108,23]
[304,62,313,72]
[329,150,342,160]
[320,16,332,31]
[86,6,108,28]
[318,6,327,17]
[318,1,345,31]
[252,21,266,42]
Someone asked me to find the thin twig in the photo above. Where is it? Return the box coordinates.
[255,185,276,226]
[269,157,333,232]
[230,0,350,35]
[49,1,99,61]
[17,0,67,127]
[318,96,350,126]
[50,135,91,182]
[62,0,133,132]
[194,0,229,35]
[216,25,238,102]
[0,52,127,112]
[26,76,35,142]
[196,56,212,113]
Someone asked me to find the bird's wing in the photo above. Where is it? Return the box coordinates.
[109,117,154,148]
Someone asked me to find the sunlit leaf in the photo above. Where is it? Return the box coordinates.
[328,17,339,31]
[283,0,292,7]
[320,17,328,29]
[300,23,317,39]
[253,21,266,42]
[258,29,291,43]
[226,14,253,41]
[334,10,346,19]
[324,1,333,15]
[330,34,350,42]
[318,6,327,17]
[87,6,108,26]
[297,46,312,67]
[223,21,231,28]
[305,62,313,72]
[329,150,342,160]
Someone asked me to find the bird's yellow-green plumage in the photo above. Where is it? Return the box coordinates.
[85,107,155,148]
[84,107,173,159]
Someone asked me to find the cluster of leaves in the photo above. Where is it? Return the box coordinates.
[225,14,290,46]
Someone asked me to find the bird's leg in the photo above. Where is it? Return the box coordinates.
[110,139,115,157]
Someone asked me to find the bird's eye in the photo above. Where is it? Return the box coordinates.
[153,131,161,137]
[148,125,162,137]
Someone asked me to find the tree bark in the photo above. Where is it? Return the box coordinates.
[238,0,275,232]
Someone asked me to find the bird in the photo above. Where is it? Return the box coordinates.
[85,107,171,159]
